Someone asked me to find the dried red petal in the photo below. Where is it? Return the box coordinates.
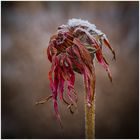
[103,37,116,60]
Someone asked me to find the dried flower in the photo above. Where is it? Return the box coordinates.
[41,19,115,125]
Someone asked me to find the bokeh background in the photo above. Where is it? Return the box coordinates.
[1,1,139,139]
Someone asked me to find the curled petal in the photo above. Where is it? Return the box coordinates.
[73,27,114,82]
[52,67,64,126]
[65,57,78,106]
[83,32,113,82]
[47,43,53,62]
[73,38,93,72]
[48,55,57,91]
[53,99,62,128]
[58,74,65,100]
[83,66,95,107]
[102,36,116,60]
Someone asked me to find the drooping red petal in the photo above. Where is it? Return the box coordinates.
[58,83,64,99]
[47,43,53,62]
[72,38,95,106]
[103,37,116,60]
[58,69,65,100]
[65,57,78,106]
[53,99,62,128]
[73,27,113,82]
[85,33,113,82]
[48,54,63,126]
[95,49,112,82]
[48,55,56,91]
[73,38,93,67]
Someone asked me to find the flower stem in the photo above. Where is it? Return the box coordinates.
[85,95,95,139]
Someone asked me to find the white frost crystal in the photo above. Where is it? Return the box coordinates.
[68,18,104,36]
[68,18,96,29]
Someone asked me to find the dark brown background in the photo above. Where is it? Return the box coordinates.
[1,1,139,139]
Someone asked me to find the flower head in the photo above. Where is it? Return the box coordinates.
[47,18,115,125]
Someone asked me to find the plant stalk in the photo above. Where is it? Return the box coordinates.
[84,63,96,139]
[85,93,95,139]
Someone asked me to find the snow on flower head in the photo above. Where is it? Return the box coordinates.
[45,18,115,126]
[68,18,96,29]
[68,18,103,35]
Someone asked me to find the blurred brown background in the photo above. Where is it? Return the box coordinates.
[1,1,139,139]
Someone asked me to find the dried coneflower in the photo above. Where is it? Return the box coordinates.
[36,18,115,138]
